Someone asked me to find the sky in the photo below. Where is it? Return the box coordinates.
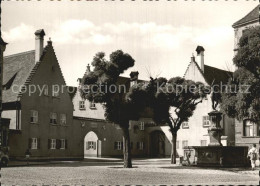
[2,0,259,86]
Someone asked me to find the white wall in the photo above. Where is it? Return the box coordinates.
[2,110,17,129]
[73,89,105,119]
[175,60,210,156]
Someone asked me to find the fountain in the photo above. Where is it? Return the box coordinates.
[184,92,249,167]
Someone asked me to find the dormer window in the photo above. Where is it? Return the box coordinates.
[52,86,59,97]
[43,85,48,96]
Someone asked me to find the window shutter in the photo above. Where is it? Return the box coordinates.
[143,142,145,149]
[65,139,68,149]
[36,111,38,123]
[86,142,89,150]
[93,142,96,150]
[48,139,51,149]
[28,138,32,149]
[130,142,133,149]
[114,142,117,150]
[56,139,61,149]
[38,138,40,149]
[137,142,140,150]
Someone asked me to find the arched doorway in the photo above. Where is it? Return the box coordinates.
[150,130,165,157]
[84,131,100,157]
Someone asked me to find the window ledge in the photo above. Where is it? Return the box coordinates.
[242,136,260,138]
[203,126,210,128]
[89,107,97,110]
[79,108,86,110]
[50,123,59,126]
[52,96,60,99]
[30,122,39,125]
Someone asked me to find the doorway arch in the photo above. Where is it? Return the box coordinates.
[150,130,165,157]
[84,131,100,157]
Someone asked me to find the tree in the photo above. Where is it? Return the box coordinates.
[128,77,208,164]
[80,50,145,168]
[220,26,260,122]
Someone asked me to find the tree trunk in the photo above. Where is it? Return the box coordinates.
[171,131,177,164]
[122,127,132,168]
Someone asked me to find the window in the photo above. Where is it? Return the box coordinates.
[43,85,48,96]
[89,101,96,109]
[182,140,188,148]
[203,116,210,127]
[60,139,66,149]
[50,139,56,149]
[200,140,207,146]
[31,138,38,149]
[60,114,66,125]
[244,120,259,137]
[30,110,38,123]
[52,86,59,97]
[50,112,57,124]
[176,140,179,149]
[87,141,96,150]
[114,141,122,150]
[182,122,189,129]
[137,142,144,150]
[139,122,145,130]
[79,101,85,110]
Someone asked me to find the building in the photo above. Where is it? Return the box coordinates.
[71,67,172,158]
[175,46,235,157]
[232,5,260,54]
[3,29,76,159]
[232,5,260,148]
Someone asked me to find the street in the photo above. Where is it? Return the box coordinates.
[1,158,259,185]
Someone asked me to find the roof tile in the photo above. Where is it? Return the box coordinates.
[233,5,259,28]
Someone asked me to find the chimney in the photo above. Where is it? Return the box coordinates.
[130,71,139,86]
[130,71,139,81]
[196,46,205,73]
[34,29,45,63]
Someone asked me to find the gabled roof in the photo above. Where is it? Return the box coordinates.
[204,65,232,85]
[2,40,64,103]
[3,50,35,103]
[183,60,232,85]
[232,5,259,28]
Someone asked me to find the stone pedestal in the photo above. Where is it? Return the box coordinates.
[208,110,223,146]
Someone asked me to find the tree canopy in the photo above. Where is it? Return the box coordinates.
[220,26,260,122]
[128,76,208,163]
[80,50,146,168]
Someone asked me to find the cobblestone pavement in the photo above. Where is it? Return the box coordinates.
[1,159,259,185]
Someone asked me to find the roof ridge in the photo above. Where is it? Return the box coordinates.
[4,50,35,59]
[204,64,231,73]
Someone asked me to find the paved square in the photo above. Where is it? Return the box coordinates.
[1,159,258,185]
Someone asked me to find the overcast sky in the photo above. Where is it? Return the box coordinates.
[2,1,258,86]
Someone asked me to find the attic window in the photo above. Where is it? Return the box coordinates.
[4,72,18,90]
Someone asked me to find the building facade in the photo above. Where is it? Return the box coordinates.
[232,5,260,148]
[175,46,235,157]
[3,30,76,159]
